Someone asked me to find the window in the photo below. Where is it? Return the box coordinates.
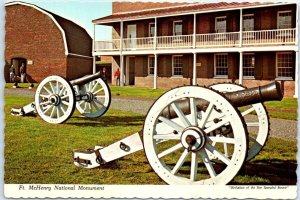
[276,52,293,78]
[149,23,155,37]
[148,56,154,76]
[243,14,254,31]
[173,21,183,36]
[215,16,227,33]
[278,11,292,29]
[172,55,183,76]
[214,54,228,77]
[243,54,255,77]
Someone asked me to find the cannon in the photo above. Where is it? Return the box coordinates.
[10,72,111,124]
[73,81,283,185]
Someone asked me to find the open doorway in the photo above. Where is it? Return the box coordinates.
[11,57,26,77]
[126,56,135,85]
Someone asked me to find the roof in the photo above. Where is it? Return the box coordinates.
[6,1,92,58]
[93,2,281,24]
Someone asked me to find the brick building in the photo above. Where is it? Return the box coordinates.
[93,2,298,97]
[5,1,93,83]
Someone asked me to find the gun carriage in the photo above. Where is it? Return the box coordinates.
[73,81,283,185]
[11,71,111,124]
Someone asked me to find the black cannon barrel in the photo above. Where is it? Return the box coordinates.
[161,81,283,118]
[69,71,102,86]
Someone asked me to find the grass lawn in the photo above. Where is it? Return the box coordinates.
[110,85,165,99]
[4,95,296,185]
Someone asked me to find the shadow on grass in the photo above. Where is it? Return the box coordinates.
[67,115,145,127]
[234,159,297,185]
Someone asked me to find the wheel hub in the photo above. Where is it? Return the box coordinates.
[85,92,94,102]
[181,127,206,152]
[50,95,61,106]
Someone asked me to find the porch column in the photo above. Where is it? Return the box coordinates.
[239,9,243,47]
[92,24,96,73]
[154,54,158,89]
[239,51,243,85]
[120,20,124,86]
[294,51,299,98]
[193,53,197,85]
[296,3,299,46]
[193,13,196,48]
[154,17,157,50]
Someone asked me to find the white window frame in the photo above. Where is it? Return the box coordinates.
[276,52,294,80]
[215,16,227,33]
[277,10,292,29]
[173,20,183,36]
[214,53,228,78]
[149,22,155,37]
[243,53,255,79]
[148,56,154,76]
[172,55,183,77]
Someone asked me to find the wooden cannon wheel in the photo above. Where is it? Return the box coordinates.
[209,83,269,161]
[143,86,248,185]
[35,75,75,124]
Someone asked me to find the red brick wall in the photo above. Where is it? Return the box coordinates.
[113,2,189,14]
[5,4,67,82]
[66,55,93,80]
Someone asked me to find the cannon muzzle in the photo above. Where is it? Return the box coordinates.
[70,71,102,86]
[162,81,283,118]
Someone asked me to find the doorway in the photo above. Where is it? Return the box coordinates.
[127,24,136,49]
[11,58,26,77]
[126,56,135,85]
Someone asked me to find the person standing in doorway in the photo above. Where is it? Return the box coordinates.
[102,67,107,82]
[20,63,26,83]
[114,68,120,86]
[9,65,15,82]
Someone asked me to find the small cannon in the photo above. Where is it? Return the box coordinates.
[73,81,283,185]
[10,72,111,124]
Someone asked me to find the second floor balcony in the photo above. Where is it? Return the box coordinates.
[94,28,297,52]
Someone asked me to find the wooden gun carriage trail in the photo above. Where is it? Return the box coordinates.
[9,71,283,184]
[72,77,283,185]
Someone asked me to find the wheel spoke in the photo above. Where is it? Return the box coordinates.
[158,143,182,158]
[153,134,181,140]
[94,99,105,107]
[246,122,259,127]
[59,86,66,96]
[49,81,55,93]
[205,143,230,165]
[39,101,50,106]
[171,102,191,127]
[91,81,99,93]
[56,81,60,94]
[42,105,53,114]
[60,104,66,114]
[39,94,50,99]
[207,136,235,144]
[57,106,61,118]
[83,102,88,112]
[203,117,230,134]
[50,106,56,118]
[171,149,190,175]
[189,97,198,126]
[198,102,214,128]
[242,106,255,116]
[93,87,104,95]
[61,100,70,107]
[158,116,184,132]
[190,152,198,181]
[91,101,100,111]
[95,95,105,98]
[249,135,257,142]
[43,86,53,95]
[61,95,69,100]
[89,102,93,113]
[199,149,216,178]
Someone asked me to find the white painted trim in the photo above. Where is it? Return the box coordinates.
[275,51,294,79]
[172,55,183,76]
[214,53,228,77]
[6,1,69,55]
[173,20,183,36]
[68,53,93,59]
[277,10,292,29]
[94,3,293,24]
[239,52,243,84]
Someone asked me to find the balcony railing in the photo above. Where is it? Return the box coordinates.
[94,28,296,52]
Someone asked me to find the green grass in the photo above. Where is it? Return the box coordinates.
[5,83,37,88]
[110,85,165,99]
[264,97,298,120]
[4,95,297,185]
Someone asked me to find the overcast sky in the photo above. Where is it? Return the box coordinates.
[6,0,113,40]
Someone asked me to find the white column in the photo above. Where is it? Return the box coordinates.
[92,24,96,73]
[154,17,157,50]
[120,21,124,86]
[295,3,299,46]
[193,13,196,48]
[239,51,243,85]
[154,54,158,89]
[193,53,197,85]
[239,9,243,47]
[294,51,298,98]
